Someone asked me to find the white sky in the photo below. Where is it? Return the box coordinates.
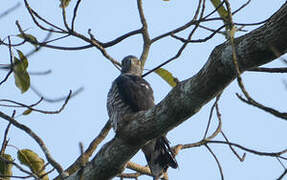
[1,0,287,179]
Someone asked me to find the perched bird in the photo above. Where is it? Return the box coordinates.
[107,55,178,178]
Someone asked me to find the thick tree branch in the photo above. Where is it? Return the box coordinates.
[66,2,287,179]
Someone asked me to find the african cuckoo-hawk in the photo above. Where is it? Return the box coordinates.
[107,55,178,178]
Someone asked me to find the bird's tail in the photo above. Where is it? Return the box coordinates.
[142,136,178,178]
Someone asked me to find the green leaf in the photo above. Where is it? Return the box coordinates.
[59,0,71,8]
[210,0,229,22]
[13,55,30,93]
[23,109,33,115]
[16,50,28,69]
[0,154,13,180]
[155,68,178,87]
[17,149,49,180]
[17,33,38,48]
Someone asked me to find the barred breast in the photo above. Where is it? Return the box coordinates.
[107,80,133,131]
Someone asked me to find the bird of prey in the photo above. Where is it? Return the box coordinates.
[107,55,178,178]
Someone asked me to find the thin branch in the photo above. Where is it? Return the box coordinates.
[206,141,287,159]
[173,113,222,155]
[126,161,151,176]
[62,121,111,178]
[224,0,287,121]
[0,113,64,176]
[205,144,224,180]
[0,111,14,155]
[29,69,52,75]
[0,67,13,87]
[0,36,13,86]
[277,157,287,169]
[87,29,121,69]
[221,131,246,161]
[61,6,70,31]
[137,0,151,66]
[0,97,43,108]
[144,0,205,77]
[234,18,270,26]
[101,29,142,48]
[8,29,141,52]
[24,0,66,33]
[78,142,85,180]
[170,24,225,43]
[30,86,83,103]
[118,172,141,179]
[0,90,72,114]
[203,94,221,139]
[278,169,287,180]
[42,34,70,45]
[26,31,52,58]
[232,0,251,15]
[173,138,287,162]
[151,0,222,43]
[0,156,40,179]
[198,24,226,35]
[0,2,21,19]
[236,93,287,120]
[71,0,82,31]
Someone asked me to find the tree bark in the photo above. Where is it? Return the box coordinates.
[66,2,287,180]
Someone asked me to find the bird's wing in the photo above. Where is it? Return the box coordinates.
[115,74,154,111]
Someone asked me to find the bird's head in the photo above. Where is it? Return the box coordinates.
[121,56,142,76]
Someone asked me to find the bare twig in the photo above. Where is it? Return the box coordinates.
[24,0,66,33]
[29,69,52,75]
[203,94,222,139]
[277,157,287,169]
[278,169,287,180]
[225,1,287,121]
[61,6,70,31]
[0,156,40,179]
[0,97,43,108]
[0,111,14,155]
[174,139,287,163]
[198,24,226,35]
[0,2,21,19]
[207,141,287,159]
[205,144,224,180]
[101,29,142,48]
[118,172,141,179]
[71,0,82,31]
[221,131,246,161]
[170,25,226,43]
[224,0,287,121]
[234,18,270,26]
[31,86,83,103]
[151,0,223,43]
[0,112,64,176]
[144,0,205,77]
[136,0,151,66]
[62,121,111,177]
[0,70,13,86]
[78,142,85,180]
[0,36,13,86]
[87,29,121,69]
[232,0,251,15]
[126,161,151,175]
[236,94,287,120]
[25,31,53,58]
[0,90,72,114]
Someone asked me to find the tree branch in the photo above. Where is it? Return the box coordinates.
[66,2,287,179]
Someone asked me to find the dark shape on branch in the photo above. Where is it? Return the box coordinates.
[107,56,178,178]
